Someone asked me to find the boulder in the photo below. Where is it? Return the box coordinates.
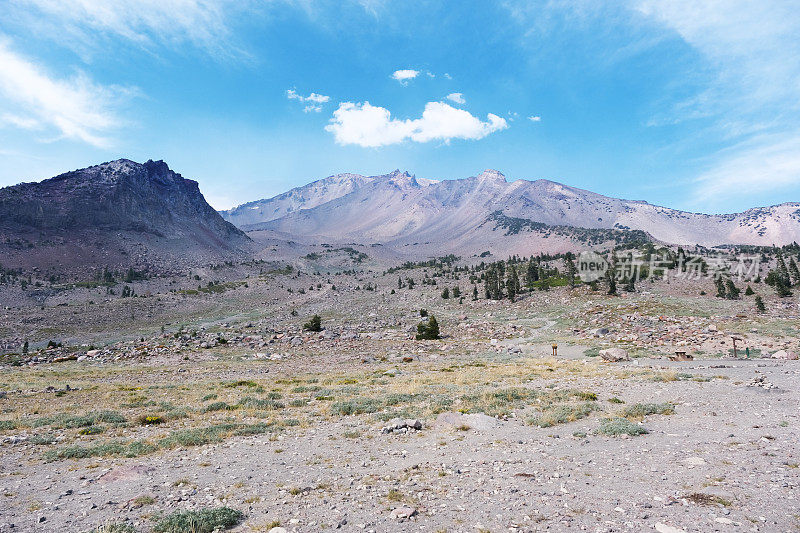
[771,350,798,360]
[435,412,501,431]
[599,348,630,362]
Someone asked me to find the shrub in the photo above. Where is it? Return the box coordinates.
[528,402,598,428]
[597,417,648,436]
[152,507,244,533]
[239,396,284,410]
[621,403,674,420]
[331,397,381,415]
[138,415,164,425]
[303,314,323,332]
[79,426,106,435]
[203,402,236,412]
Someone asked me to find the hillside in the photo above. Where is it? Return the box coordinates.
[0,159,252,275]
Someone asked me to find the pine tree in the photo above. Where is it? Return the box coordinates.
[564,253,577,288]
[507,266,520,301]
[744,285,754,296]
[624,275,635,292]
[725,278,740,299]
[607,251,618,295]
[789,257,800,285]
[715,277,726,298]
[441,287,450,299]
[416,315,440,340]
[472,285,478,300]
[755,295,766,313]
[525,261,539,289]
[303,314,323,332]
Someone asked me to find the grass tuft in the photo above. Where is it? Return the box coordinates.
[152,507,244,533]
[597,417,648,436]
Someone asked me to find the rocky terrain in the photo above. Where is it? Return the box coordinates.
[1,249,799,533]
[0,160,251,277]
[222,169,800,249]
[1,160,799,532]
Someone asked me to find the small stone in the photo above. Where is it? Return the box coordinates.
[655,524,686,533]
[390,506,417,520]
[599,348,630,362]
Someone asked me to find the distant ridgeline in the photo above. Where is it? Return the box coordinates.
[487,211,651,248]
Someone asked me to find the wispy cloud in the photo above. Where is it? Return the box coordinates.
[528,115,541,122]
[0,38,134,147]
[325,101,507,147]
[692,134,800,207]
[391,69,420,84]
[287,88,331,113]
[446,92,465,104]
[636,0,800,206]
[4,0,259,61]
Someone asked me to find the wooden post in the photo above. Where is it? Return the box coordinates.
[552,343,557,357]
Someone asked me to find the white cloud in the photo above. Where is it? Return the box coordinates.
[287,89,331,113]
[0,39,132,147]
[446,93,465,104]
[391,69,420,83]
[528,115,541,122]
[325,101,508,147]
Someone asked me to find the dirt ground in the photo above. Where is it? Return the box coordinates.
[1,260,798,532]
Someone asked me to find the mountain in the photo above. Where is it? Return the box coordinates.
[220,170,438,227]
[222,169,800,255]
[0,159,251,275]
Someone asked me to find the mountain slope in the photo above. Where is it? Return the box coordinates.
[220,170,438,227]
[224,169,800,249]
[0,159,251,274]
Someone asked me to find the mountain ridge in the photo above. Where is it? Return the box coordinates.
[0,159,252,275]
[221,169,800,248]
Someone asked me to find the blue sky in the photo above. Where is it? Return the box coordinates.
[1,1,799,214]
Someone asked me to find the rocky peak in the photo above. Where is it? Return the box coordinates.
[477,169,506,183]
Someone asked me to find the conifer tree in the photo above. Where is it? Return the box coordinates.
[416,315,440,340]
[507,266,520,301]
[789,257,800,285]
[607,251,618,295]
[755,295,766,313]
[564,253,577,288]
[714,276,725,298]
[525,260,539,289]
[725,278,740,299]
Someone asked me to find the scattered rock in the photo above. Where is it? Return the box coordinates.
[390,506,417,520]
[599,347,630,362]
[382,418,423,434]
[655,524,686,533]
[771,350,798,360]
